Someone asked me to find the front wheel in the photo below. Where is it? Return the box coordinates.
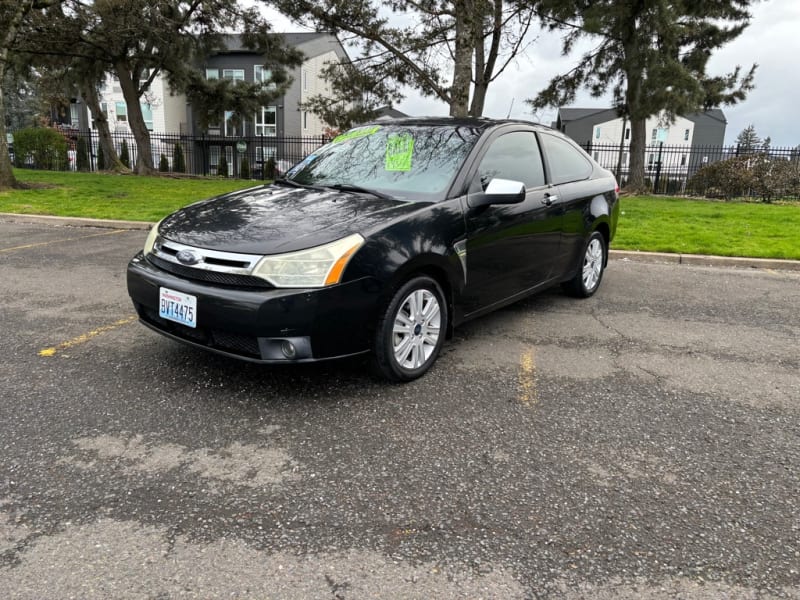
[372,276,448,382]
[562,231,606,298]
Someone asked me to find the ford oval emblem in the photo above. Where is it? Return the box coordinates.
[176,250,200,265]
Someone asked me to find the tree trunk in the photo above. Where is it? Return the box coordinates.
[450,1,473,117]
[0,0,35,190]
[627,117,648,193]
[115,63,154,174]
[81,83,128,172]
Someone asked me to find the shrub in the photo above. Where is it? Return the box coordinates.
[172,142,185,173]
[217,153,228,177]
[11,127,69,170]
[120,139,130,168]
[159,153,170,172]
[265,156,276,180]
[239,156,250,179]
[688,154,800,201]
[76,137,90,171]
[96,144,106,170]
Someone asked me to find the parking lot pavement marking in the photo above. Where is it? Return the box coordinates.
[518,349,538,406]
[0,229,128,254]
[38,316,137,357]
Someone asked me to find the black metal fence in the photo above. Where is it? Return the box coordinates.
[583,141,800,197]
[11,128,330,179]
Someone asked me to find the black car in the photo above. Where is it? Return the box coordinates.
[127,118,619,381]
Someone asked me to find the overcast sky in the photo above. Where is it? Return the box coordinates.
[267,0,799,147]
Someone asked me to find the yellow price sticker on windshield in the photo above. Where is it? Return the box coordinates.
[385,133,414,171]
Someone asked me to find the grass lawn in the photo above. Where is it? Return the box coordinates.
[0,169,259,222]
[1,170,798,260]
[615,196,800,260]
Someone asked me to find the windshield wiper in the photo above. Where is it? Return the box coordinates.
[273,178,325,191]
[325,183,396,201]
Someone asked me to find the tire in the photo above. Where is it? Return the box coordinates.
[371,275,448,382]
[562,231,606,298]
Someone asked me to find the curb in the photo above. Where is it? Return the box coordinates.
[609,250,800,272]
[0,212,154,231]
[3,212,799,272]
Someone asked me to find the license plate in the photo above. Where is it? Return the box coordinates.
[159,287,197,328]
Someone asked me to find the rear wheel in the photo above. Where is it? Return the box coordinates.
[372,275,447,382]
[563,231,606,298]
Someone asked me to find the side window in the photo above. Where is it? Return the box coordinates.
[477,131,545,190]
[539,133,593,184]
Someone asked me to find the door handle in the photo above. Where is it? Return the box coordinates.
[542,194,558,206]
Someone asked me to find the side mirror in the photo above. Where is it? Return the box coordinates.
[467,178,526,208]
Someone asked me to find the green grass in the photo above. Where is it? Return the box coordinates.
[0,170,259,222]
[613,196,800,260]
[2,171,799,260]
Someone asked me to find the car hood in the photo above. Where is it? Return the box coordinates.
[158,184,424,255]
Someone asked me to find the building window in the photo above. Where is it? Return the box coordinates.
[625,128,630,140]
[684,128,690,141]
[255,106,277,136]
[592,151,599,161]
[141,104,154,131]
[223,69,245,82]
[254,65,275,90]
[115,101,127,122]
[594,126,601,139]
[622,152,628,165]
[70,104,80,128]
[209,145,220,169]
[302,69,308,91]
[648,153,655,168]
[205,69,219,80]
[303,111,308,130]
[651,128,657,141]
[256,146,276,163]
[207,112,221,132]
[224,110,239,136]
[680,154,687,166]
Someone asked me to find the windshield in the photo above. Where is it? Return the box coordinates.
[285,124,482,202]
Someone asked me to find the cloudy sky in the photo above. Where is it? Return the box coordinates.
[267,0,799,147]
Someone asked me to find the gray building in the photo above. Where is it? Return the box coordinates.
[553,107,728,185]
[553,107,727,148]
[191,32,350,176]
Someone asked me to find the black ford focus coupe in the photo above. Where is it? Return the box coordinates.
[127,118,619,381]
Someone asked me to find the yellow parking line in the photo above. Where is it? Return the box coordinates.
[39,316,137,357]
[518,349,538,406]
[0,229,128,254]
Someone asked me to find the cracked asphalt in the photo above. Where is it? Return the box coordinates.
[1,219,799,599]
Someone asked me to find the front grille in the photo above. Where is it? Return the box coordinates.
[147,254,272,289]
[140,307,261,359]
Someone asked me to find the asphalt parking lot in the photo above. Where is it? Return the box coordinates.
[1,219,799,599]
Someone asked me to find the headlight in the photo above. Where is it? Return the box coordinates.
[251,233,364,288]
[143,220,162,255]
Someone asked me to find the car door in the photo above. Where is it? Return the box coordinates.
[537,132,599,276]
[462,130,563,315]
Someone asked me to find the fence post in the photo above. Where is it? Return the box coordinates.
[652,141,664,194]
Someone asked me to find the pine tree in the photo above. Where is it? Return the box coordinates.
[736,125,761,154]
[159,153,169,172]
[96,143,105,170]
[76,136,89,171]
[217,153,228,177]
[531,0,757,192]
[120,139,130,168]
[172,142,185,173]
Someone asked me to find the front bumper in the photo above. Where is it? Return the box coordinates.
[126,252,382,363]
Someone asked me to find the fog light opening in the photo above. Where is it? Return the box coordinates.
[280,340,297,359]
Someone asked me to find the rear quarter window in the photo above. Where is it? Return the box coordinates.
[539,133,593,184]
